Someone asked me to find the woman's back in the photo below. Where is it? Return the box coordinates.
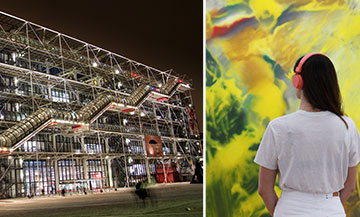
[256,110,359,194]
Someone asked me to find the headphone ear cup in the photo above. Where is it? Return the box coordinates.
[292,74,303,89]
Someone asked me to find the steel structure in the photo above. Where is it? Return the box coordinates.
[0,12,202,198]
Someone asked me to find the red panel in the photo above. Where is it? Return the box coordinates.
[155,164,180,183]
[0,151,10,155]
[156,173,174,183]
[72,125,83,130]
[121,108,135,113]
[47,122,58,127]
[157,97,168,102]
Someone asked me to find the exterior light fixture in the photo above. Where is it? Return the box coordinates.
[131,73,139,78]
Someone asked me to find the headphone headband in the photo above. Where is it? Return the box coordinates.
[295,52,328,73]
[293,52,329,89]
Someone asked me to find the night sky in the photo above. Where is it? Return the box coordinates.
[0,0,203,131]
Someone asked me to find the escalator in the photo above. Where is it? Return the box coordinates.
[161,78,181,97]
[0,108,54,151]
[126,84,152,107]
[78,94,112,123]
[0,83,154,152]
[151,78,183,102]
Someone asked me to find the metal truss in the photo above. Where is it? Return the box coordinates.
[0,12,202,198]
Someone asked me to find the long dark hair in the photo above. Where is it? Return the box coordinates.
[293,54,348,128]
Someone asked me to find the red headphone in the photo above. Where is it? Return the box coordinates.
[293,52,328,89]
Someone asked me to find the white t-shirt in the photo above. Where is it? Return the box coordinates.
[254,110,360,194]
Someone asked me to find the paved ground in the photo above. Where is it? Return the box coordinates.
[0,183,203,217]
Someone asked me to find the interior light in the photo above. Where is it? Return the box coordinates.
[12,52,17,61]
[92,62,98,67]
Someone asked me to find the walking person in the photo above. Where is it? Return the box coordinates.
[254,52,360,217]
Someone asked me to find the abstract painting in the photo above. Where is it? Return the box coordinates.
[206,0,360,216]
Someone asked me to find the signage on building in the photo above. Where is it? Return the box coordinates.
[91,172,102,179]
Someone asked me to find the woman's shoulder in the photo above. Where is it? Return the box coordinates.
[343,115,354,122]
[343,115,357,128]
[268,112,297,128]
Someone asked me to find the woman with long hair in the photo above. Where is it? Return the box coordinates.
[254,53,360,216]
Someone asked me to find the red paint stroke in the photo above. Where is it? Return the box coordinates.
[211,16,254,38]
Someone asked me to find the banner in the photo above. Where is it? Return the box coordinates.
[144,135,162,157]
[186,106,200,136]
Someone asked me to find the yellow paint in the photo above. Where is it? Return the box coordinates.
[207,0,360,216]
[206,12,213,40]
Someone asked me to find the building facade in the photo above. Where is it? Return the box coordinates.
[0,12,202,198]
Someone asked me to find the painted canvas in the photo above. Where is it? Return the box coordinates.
[206,0,360,216]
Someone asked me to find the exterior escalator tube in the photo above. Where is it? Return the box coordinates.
[160,78,177,94]
[161,78,180,97]
[167,82,181,97]
[0,83,157,149]
[0,108,53,147]
[77,95,110,122]
[78,94,111,122]
[127,84,151,107]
